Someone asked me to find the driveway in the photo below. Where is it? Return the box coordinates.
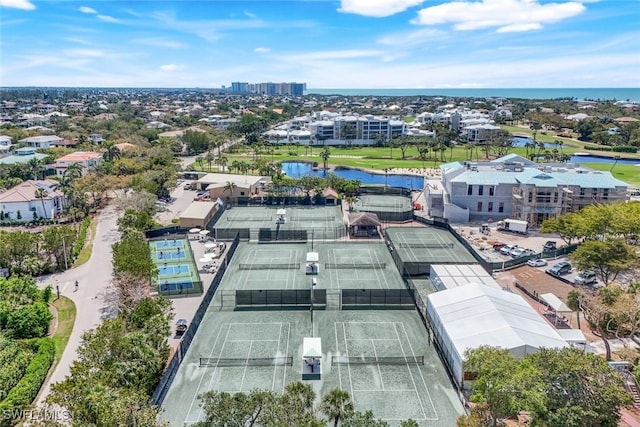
[36,205,121,404]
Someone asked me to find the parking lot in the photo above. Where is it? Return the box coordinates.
[452,223,564,264]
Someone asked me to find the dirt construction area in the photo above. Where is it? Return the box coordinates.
[451,222,564,264]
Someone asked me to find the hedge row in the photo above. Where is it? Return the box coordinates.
[584,145,638,153]
[71,216,91,260]
[0,338,55,426]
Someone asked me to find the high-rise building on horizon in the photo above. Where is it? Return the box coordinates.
[230,81,305,96]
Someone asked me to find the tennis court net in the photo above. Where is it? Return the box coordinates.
[331,356,424,366]
[398,242,454,249]
[239,263,300,270]
[290,217,334,222]
[200,356,293,367]
[325,263,386,269]
[227,217,272,222]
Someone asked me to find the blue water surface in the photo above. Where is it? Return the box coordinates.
[281,162,425,191]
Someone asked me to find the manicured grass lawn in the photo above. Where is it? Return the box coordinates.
[50,296,76,363]
[582,163,640,187]
[73,218,97,267]
[500,125,640,159]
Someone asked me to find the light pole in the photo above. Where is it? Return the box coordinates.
[610,155,621,173]
[310,277,317,336]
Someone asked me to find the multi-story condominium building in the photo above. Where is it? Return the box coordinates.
[419,109,502,143]
[265,113,406,145]
[426,154,629,224]
[231,82,305,96]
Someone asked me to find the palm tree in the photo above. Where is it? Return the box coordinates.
[320,389,354,427]
[205,151,215,172]
[230,160,241,174]
[345,195,356,212]
[195,156,204,170]
[35,187,48,219]
[320,147,331,172]
[102,141,121,162]
[223,181,237,204]
[215,154,228,172]
[64,162,83,181]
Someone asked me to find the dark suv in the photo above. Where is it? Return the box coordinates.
[549,261,572,276]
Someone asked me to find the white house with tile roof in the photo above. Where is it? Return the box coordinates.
[0,180,66,221]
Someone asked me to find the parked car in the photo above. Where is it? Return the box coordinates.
[527,258,548,267]
[492,242,506,251]
[549,261,572,276]
[500,244,516,256]
[574,271,597,285]
[510,247,526,258]
[522,249,536,257]
[175,319,188,336]
[543,241,557,251]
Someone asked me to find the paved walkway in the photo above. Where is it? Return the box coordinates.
[36,205,121,404]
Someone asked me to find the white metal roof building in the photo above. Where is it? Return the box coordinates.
[426,283,568,387]
[429,264,501,291]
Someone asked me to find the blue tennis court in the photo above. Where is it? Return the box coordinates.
[159,280,195,292]
[158,264,191,276]
[155,239,185,249]
[156,251,187,261]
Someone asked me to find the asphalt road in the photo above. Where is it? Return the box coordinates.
[36,205,121,404]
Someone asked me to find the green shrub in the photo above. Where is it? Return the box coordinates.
[0,338,54,425]
[71,216,91,260]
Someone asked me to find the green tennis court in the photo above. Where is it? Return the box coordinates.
[159,310,464,426]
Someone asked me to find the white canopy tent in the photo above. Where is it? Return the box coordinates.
[426,283,568,387]
[303,337,322,358]
[540,293,571,312]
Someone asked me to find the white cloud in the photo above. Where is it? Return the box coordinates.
[254,47,271,53]
[0,0,35,10]
[64,49,105,58]
[78,6,97,14]
[132,38,185,49]
[412,0,586,32]
[377,28,447,47]
[97,15,120,23]
[160,64,178,72]
[244,11,257,19]
[338,0,424,17]
[283,49,384,62]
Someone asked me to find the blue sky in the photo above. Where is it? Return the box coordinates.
[1,0,639,88]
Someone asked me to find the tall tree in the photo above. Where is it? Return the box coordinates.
[320,388,354,427]
[320,147,331,171]
[570,238,637,285]
[34,187,48,219]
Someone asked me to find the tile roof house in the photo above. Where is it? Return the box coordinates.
[0,180,66,221]
[53,151,103,176]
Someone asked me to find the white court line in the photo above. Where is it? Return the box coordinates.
[400,322,439,420]
[392,323,431,421]
[184,323,232,424]
[272,322,283,390]
[371,340,385,390]
[283,322,290,393]
[352,389,418,393]
[334,323,343,392]
[239,340,254,392]
[226,339,279,343]
[341,323,356,404]
[347,338,398,341]
[371,247,391,289]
